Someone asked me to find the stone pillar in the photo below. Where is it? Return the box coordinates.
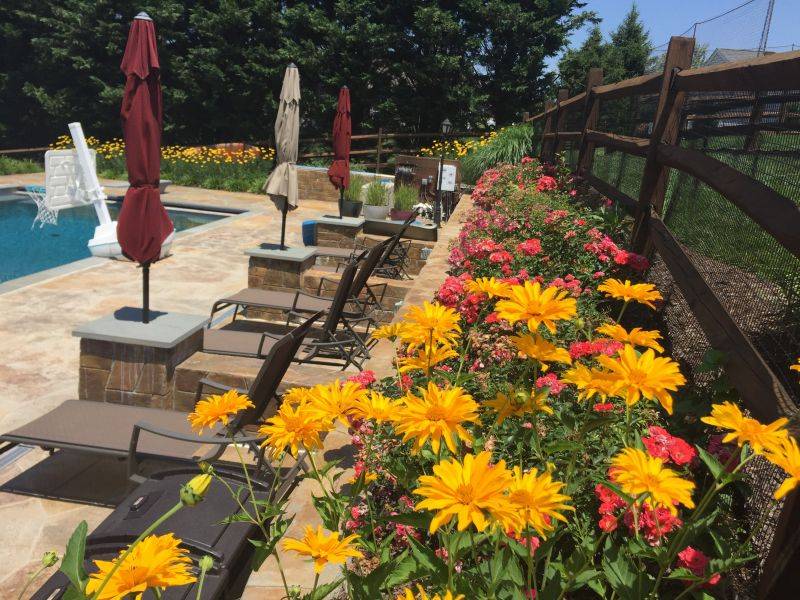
[74,308,208,409]
[314,216,365,249]
[245,246,317,320]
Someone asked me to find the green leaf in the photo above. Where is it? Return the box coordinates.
[696,446,725,480]
[383,511,432,530]
[303,577,344,600]
[249,514,294,571]
[61,586,88,600]
[601,544,636,594]
[60,521,88,593]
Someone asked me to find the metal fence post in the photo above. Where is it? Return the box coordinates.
[631,36,695,252]
[375,127,383,174]
[540,101,556,161]
[577,68,604,177]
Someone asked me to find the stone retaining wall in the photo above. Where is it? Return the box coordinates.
[297,167,390,204]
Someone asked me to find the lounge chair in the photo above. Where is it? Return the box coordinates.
[0,312,322,483]
[313,210,419,280]
[210,237,390,330]
[203,261,368,369]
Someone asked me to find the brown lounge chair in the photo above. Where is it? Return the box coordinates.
[313,209,419,280]
[0,312,322,482]
[210,237,390,329]
[203,259,369,369]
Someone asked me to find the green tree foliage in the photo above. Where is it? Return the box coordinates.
[0,0,591,147]
[556,4,652,94]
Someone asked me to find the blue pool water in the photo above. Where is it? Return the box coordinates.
[0,194,225,284]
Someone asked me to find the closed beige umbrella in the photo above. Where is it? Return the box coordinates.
[265,63,300,249]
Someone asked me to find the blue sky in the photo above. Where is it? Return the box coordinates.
[549,0,798,69]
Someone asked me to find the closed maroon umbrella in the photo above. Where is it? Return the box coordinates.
[327,86,351,218]
[117,12,174,323]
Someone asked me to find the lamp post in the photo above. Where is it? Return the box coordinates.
[435,118,452,227]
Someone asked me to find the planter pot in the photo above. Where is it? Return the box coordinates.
[363,205,391,220]
[341,200,363,218]
[390,208,416,221]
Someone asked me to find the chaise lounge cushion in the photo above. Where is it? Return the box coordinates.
[0,400,221,461]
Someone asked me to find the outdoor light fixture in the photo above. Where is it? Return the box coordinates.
[435,119,452,227]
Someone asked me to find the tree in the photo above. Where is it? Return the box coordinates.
[557,25,605,95]
[0,0,593,147]
[604,4,651,82]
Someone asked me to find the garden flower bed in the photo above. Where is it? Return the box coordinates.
[44,157,800,599]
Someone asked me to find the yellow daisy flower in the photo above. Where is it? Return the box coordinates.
[701,401,788,455]
[610,447,695,514]
[395,382,479,454]
[372,322,406,341]
[511,333,572,370]
[495,281,577,333]
[187,389,254,433]
[85,533,196,599]
[414,451,521,533]
[597,345,685,414]
[306,380,367,425]
[464,277,512,298]
[765,436,800,500]
[486,388,552,424]
[399,301,462,349]
[348,391,400,424]
[397,343,458,375]
[597,278,662,309]
[258,401,328,457]
[509,466,573,537]
[397,585,465,600]
[596,323,665,353]
[561,364,619,401]
[283,526,363,573]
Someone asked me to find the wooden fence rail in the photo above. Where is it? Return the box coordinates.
[527,36,800,599]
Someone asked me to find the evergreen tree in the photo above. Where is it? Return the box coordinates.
[557,25,605,95]
[605,4,651,81]
[0,0,592,147]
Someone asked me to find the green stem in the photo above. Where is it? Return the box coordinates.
[525,526,536,599]
[194,561,210,600]
[616,300,630,323]
[17,564,48,600]
[90,501,183,600]
[274,552,292,599]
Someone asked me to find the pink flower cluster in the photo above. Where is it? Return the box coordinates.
[584,227,649,272]
[641,426,697,466]
[516,238,542,256]
[595,484,682,544]
[676,546,721,587]
[549,274,583,297]
[535,372,565,394]
[543,209,569,225]
[536,175,558,192]
[346,370,376,389]
[568,338,623,360]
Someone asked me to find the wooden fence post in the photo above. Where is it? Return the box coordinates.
[577,67,604,176]
[630,36,695,251]
[552,88,570,158]
[375,127,383,174]
[539,100,556,161]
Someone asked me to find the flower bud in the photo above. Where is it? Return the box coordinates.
[180,473,212,506]
[198,555,214,572]
[41,551,59,568]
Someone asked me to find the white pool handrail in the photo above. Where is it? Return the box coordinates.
[67,122,123,258]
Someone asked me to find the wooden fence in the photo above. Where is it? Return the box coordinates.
[526,36,800,598]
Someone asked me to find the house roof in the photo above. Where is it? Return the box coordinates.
[704,48,767,66]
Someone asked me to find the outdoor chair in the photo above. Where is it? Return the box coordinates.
[210,238,390,330]
[203,261,370,369]
[0,312,322,484]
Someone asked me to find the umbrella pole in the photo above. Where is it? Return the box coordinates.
[338,187,344,219]
[142,262,150,324]
[280,201,288,250]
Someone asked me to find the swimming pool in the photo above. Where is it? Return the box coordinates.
[0,192,226,284]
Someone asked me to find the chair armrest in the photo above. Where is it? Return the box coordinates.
[195,378,248,403]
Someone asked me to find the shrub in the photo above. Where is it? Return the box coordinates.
[0,155,42,176]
